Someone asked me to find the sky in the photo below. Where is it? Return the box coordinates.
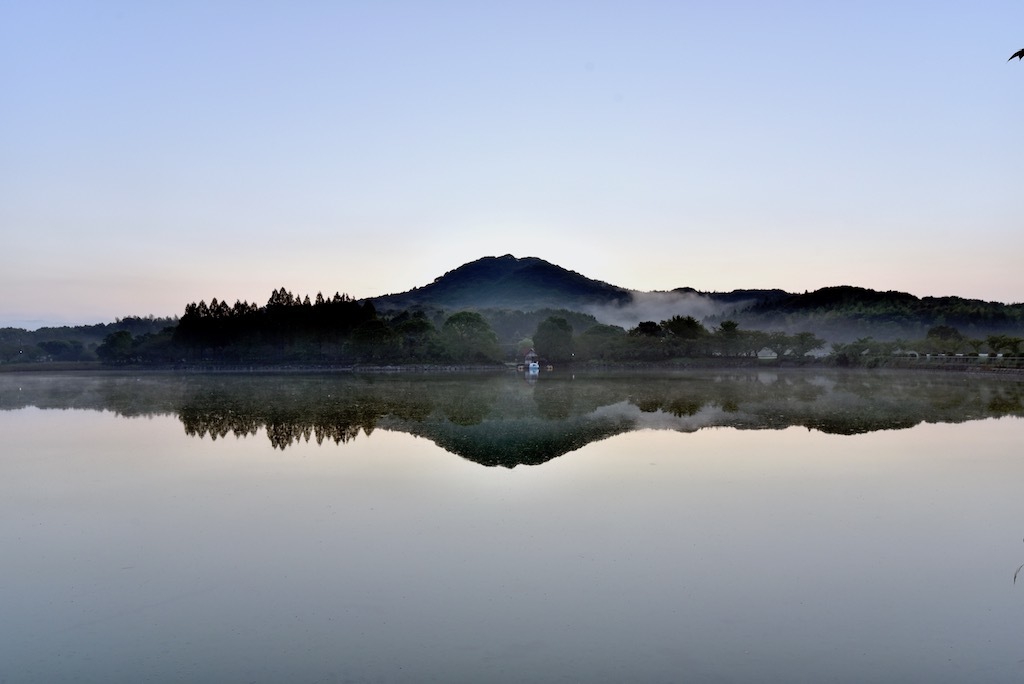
[2,1,1023,328]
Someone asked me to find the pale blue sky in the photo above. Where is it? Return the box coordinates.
[2,1,1022,328]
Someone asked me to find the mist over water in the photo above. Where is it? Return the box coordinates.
[584,290,750,328]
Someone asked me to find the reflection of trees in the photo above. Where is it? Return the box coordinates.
[533,380,575,420]
[3,371,1023,464]
[180,405,260,441]
[177,382,424,450]
[436,383,496,426]
[624,373,828,422]
[989,392,1024,414]
[180,400,380,449]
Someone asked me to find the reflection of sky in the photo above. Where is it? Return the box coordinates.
[4,408,1024,681]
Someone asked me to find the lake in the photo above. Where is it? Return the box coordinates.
[3,369,1024,683]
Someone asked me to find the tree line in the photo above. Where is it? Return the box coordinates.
[523,315,827,364]
[8,286,1021,369]
[91,291,829,367]
[1,316,175,364]
[829,324,1024,368]
[97,289,505,366]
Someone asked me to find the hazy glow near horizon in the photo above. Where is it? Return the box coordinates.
[2,1,1023,328]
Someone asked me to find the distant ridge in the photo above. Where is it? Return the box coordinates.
[366,255,1024,342]
[370,254,633,312]
[730,285,1024,341]
[9,255,1020,347]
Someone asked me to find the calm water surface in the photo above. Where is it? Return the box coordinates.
[2,370,1024,683]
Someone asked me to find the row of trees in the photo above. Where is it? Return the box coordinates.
[97,289,505,366]
[83,288,1021,369]
[525,315,826,364]
[830,325,1024,367]
[2,316,176,364]
[94,298,829,367]
[174,290,378,352]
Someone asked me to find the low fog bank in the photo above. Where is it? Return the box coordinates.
[579,291,936,345]
[590,399,737,432]
[583,291,753,330]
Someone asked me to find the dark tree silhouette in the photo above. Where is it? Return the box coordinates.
[533,316,574,363]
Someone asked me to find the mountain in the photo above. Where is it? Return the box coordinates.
[369,255,1024,343]
[368,254,786,332]
[7,256,1022,356]
[370,254,633,312]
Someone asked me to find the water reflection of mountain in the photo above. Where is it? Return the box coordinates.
[2,370,1022,467]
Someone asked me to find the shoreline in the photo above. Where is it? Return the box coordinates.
[2,358,1023,377]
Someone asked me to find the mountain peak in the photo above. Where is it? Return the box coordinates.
[373,255,632,312]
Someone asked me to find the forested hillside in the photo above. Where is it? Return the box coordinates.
[1,316,176,363]
[712,286,1024,343]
